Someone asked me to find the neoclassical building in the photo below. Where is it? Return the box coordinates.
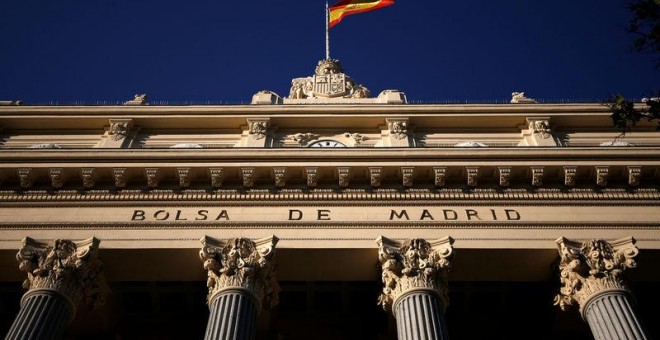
[1,60,659,339]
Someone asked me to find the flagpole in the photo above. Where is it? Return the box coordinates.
[325,0,330,60]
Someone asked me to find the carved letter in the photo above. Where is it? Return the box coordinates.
[505,209,521,220]
[390,210,409,220]
[132,210,146,221]
[317,210,331,221]
[289,210,303,220]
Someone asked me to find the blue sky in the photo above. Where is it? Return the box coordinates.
[0,0,658,104]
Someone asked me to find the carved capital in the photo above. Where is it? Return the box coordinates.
[305,167,318,188]
[18,168,33,189]
[466,167,479,187]
[433,167,447,187]
[81,168,95,189]
[108,119,133,141]
[377,236,454,313]
[337,167,350,188]
[564,166,577,187]
[401,167,414,187]
[177,168,191,188]
[49,168,64,189]
[113,168,127,188]
[595,166,609,187]
[209,168,224,188]
[498,167,511,187]
[273,167,286,188]
[242,168,255,188]
[386,119,409,140]
[628,166,642,186]
[247,119,269,140]
[199,236,279,310]
[145,168,159,188]
[531,167,544,187]
[17,237,109,311]
[554,237,639,315]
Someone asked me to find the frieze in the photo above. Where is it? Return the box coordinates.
[1,206,659,225]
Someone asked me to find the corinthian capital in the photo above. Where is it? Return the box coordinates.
[200,236,280,310]
[16,237,109,309]
[554,237,639,313]
[377,236,454,312]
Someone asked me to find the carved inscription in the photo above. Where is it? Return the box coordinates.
[129,208,521,222]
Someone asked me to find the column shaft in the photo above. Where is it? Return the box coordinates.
[584,291,649,340]
[5,291,73,340]
[204,290,258,340]
[394,290,448,340]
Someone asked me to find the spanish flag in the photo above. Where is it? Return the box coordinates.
[329,0,394,28]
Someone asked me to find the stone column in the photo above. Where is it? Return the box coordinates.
[376,236,454,340]
[5,237,109,340]
[555,237,649,340]
[199,236,279,340]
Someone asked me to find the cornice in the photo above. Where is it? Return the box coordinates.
[0,221,658,230]
[0,103,615,116]
[2,147,660,162]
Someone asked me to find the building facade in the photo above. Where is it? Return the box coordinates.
[1,61,659,339]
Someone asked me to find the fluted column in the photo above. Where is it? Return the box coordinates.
[555,237,649,340]
[200,236,279,340]
[377,236,454,340]
[5,237,109,340]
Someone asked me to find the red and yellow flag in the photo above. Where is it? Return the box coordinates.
[329,0,394,28]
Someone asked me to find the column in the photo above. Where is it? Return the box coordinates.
[199,236,279,340]
[376,236,454,340]
[554,237,649,340]
[5,237,109,340]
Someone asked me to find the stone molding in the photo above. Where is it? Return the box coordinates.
[81,168,95,189]
[305,167,318,187]
[16,237,109,313]
[18,168,33,189]
[554,237,639,315]
[199,236,279,311]
[401,167,414,187]
[377,236,454,313]
[433,167,447,187]
[498,167,511,187]
[209,168,223,188]
[369,167,382,188]
[273,167,286,188]
[337,167,350,188]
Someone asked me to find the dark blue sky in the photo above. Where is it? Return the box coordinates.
[0,0,658,104]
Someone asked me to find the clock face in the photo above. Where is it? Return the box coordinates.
[308,140,347,148]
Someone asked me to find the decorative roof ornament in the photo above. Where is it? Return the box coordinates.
[288,59,370,100]
[123,94,148,106]
[511,92,538,104]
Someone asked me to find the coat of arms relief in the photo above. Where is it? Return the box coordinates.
[289,59,370,99]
